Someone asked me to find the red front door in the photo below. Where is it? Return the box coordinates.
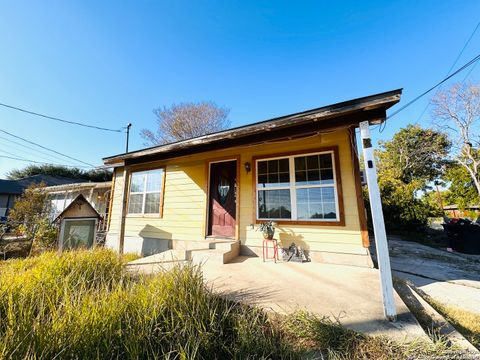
[208,161,237,238]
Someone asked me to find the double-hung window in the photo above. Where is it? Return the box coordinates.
[128,168,165,215]
[256,150,341,223]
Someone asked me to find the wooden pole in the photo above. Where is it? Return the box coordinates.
[117,167,129,255]
[359,121,397,321]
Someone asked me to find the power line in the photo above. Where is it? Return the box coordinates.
[0,129,97,167]
[0,141,75,166]
[413,21,480,125]
[386,52,480,122]
[0,154,94,168]
[0,102,124,133]
[0,135,76,165]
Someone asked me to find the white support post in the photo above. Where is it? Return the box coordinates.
[359,121,397,321]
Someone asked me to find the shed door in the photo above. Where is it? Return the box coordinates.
[61,219,96,250]
[208,161,237,238]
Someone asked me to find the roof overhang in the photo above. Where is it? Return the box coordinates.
[103,89,402,167]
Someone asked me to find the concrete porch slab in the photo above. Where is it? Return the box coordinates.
[199,256,429,343]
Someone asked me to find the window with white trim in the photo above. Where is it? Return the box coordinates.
[128,168,165,215]
[256,151,339,221]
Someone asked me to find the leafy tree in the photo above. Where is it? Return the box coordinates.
[8,183,58,252]
[432,82,480,197]
[141,101,230,145]
[377,125,450,185]
[7,164,112,182]
[443,163,480,208]
[370,125,450,231]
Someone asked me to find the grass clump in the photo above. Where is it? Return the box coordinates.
[0,249,292,359]
[0,249,465,359]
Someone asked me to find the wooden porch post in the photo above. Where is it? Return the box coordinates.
[117,167,129,255]
[359,121,396,321]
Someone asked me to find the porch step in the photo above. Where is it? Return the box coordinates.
[190,240,240,264]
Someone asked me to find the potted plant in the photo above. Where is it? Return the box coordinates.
[258,221,276,240]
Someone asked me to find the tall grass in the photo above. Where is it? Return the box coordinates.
[0,250,291,359]
[0,250,464,359]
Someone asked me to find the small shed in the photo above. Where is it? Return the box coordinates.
[54,194,101,251]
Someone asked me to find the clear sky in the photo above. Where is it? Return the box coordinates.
[1,0,479,177]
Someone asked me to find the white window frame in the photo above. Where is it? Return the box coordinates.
[127,168,165,215]
[255,150,340,222]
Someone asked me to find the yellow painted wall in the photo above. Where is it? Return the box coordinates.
[108,129,365,255]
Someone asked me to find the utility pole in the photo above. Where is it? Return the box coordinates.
[359,120,397,321]
[125,123,132,153]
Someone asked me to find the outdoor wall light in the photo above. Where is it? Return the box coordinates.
[244,162,251,173]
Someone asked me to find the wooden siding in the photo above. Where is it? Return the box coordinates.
[108,129,365,254]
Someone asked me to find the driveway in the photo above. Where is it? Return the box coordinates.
[377,237,480,314]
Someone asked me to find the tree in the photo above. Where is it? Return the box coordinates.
[141,101,230,145]
[7,164,112,182]
[377,125,451,186]
[443,163,480,208]
[371,125,451,231]
[8,183,58,252]
[432,82,480,197]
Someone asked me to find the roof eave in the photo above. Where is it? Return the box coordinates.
[103,89,401,166]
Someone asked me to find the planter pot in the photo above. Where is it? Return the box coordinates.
[263,230,274,240]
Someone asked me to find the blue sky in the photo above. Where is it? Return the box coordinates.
[0,0,479,177]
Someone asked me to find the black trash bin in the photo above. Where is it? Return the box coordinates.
[442,220,480,254]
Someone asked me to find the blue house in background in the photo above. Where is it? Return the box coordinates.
[0,175,83,223]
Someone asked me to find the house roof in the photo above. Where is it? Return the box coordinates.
[53,194,101,222]
[0,175,85,195]
[44,181,112,193]
[103,89,402,166]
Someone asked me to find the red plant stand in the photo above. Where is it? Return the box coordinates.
[262,238,279,263]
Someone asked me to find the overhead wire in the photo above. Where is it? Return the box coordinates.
[0,128,97,167]
[412,21,480,126]
[0,102,124,133]
[0,154,95,168]
[378,51,480,133]
[0,135,76,165]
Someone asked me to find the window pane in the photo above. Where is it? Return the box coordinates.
[307,170,320,185]
[144,193,160,213]
[323,203,337,219]
[257,158,290,188]
[258,161,267,175]
[130,173,145,193]
[296,187,336,220]
[295,157,305,171]
[279,158,289,172]
[321,187,335,202]
[320,169,334,184]
[268,160,278,173]
[306,155,319,170]
[128,193,143,214]
[295,170,307,185]
[62,220,95,249]
[146,169,163,192]
[320,154,333,169]
[258,175,267,187]
[258,190,291,219]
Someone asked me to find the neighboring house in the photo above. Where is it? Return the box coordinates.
[45,181,111,232]
[0,175,84,223]
[103,89,401,267]
[443,204,480,219]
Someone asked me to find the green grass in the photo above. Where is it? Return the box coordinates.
[423,296,480,350]
[0,249,466,359]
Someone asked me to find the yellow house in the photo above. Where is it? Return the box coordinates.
[103,90,401,267]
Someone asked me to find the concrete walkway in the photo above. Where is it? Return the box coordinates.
[131,255,428,343]
[383,238,480,314]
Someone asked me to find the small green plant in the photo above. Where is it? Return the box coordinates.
[258,221,276,239]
